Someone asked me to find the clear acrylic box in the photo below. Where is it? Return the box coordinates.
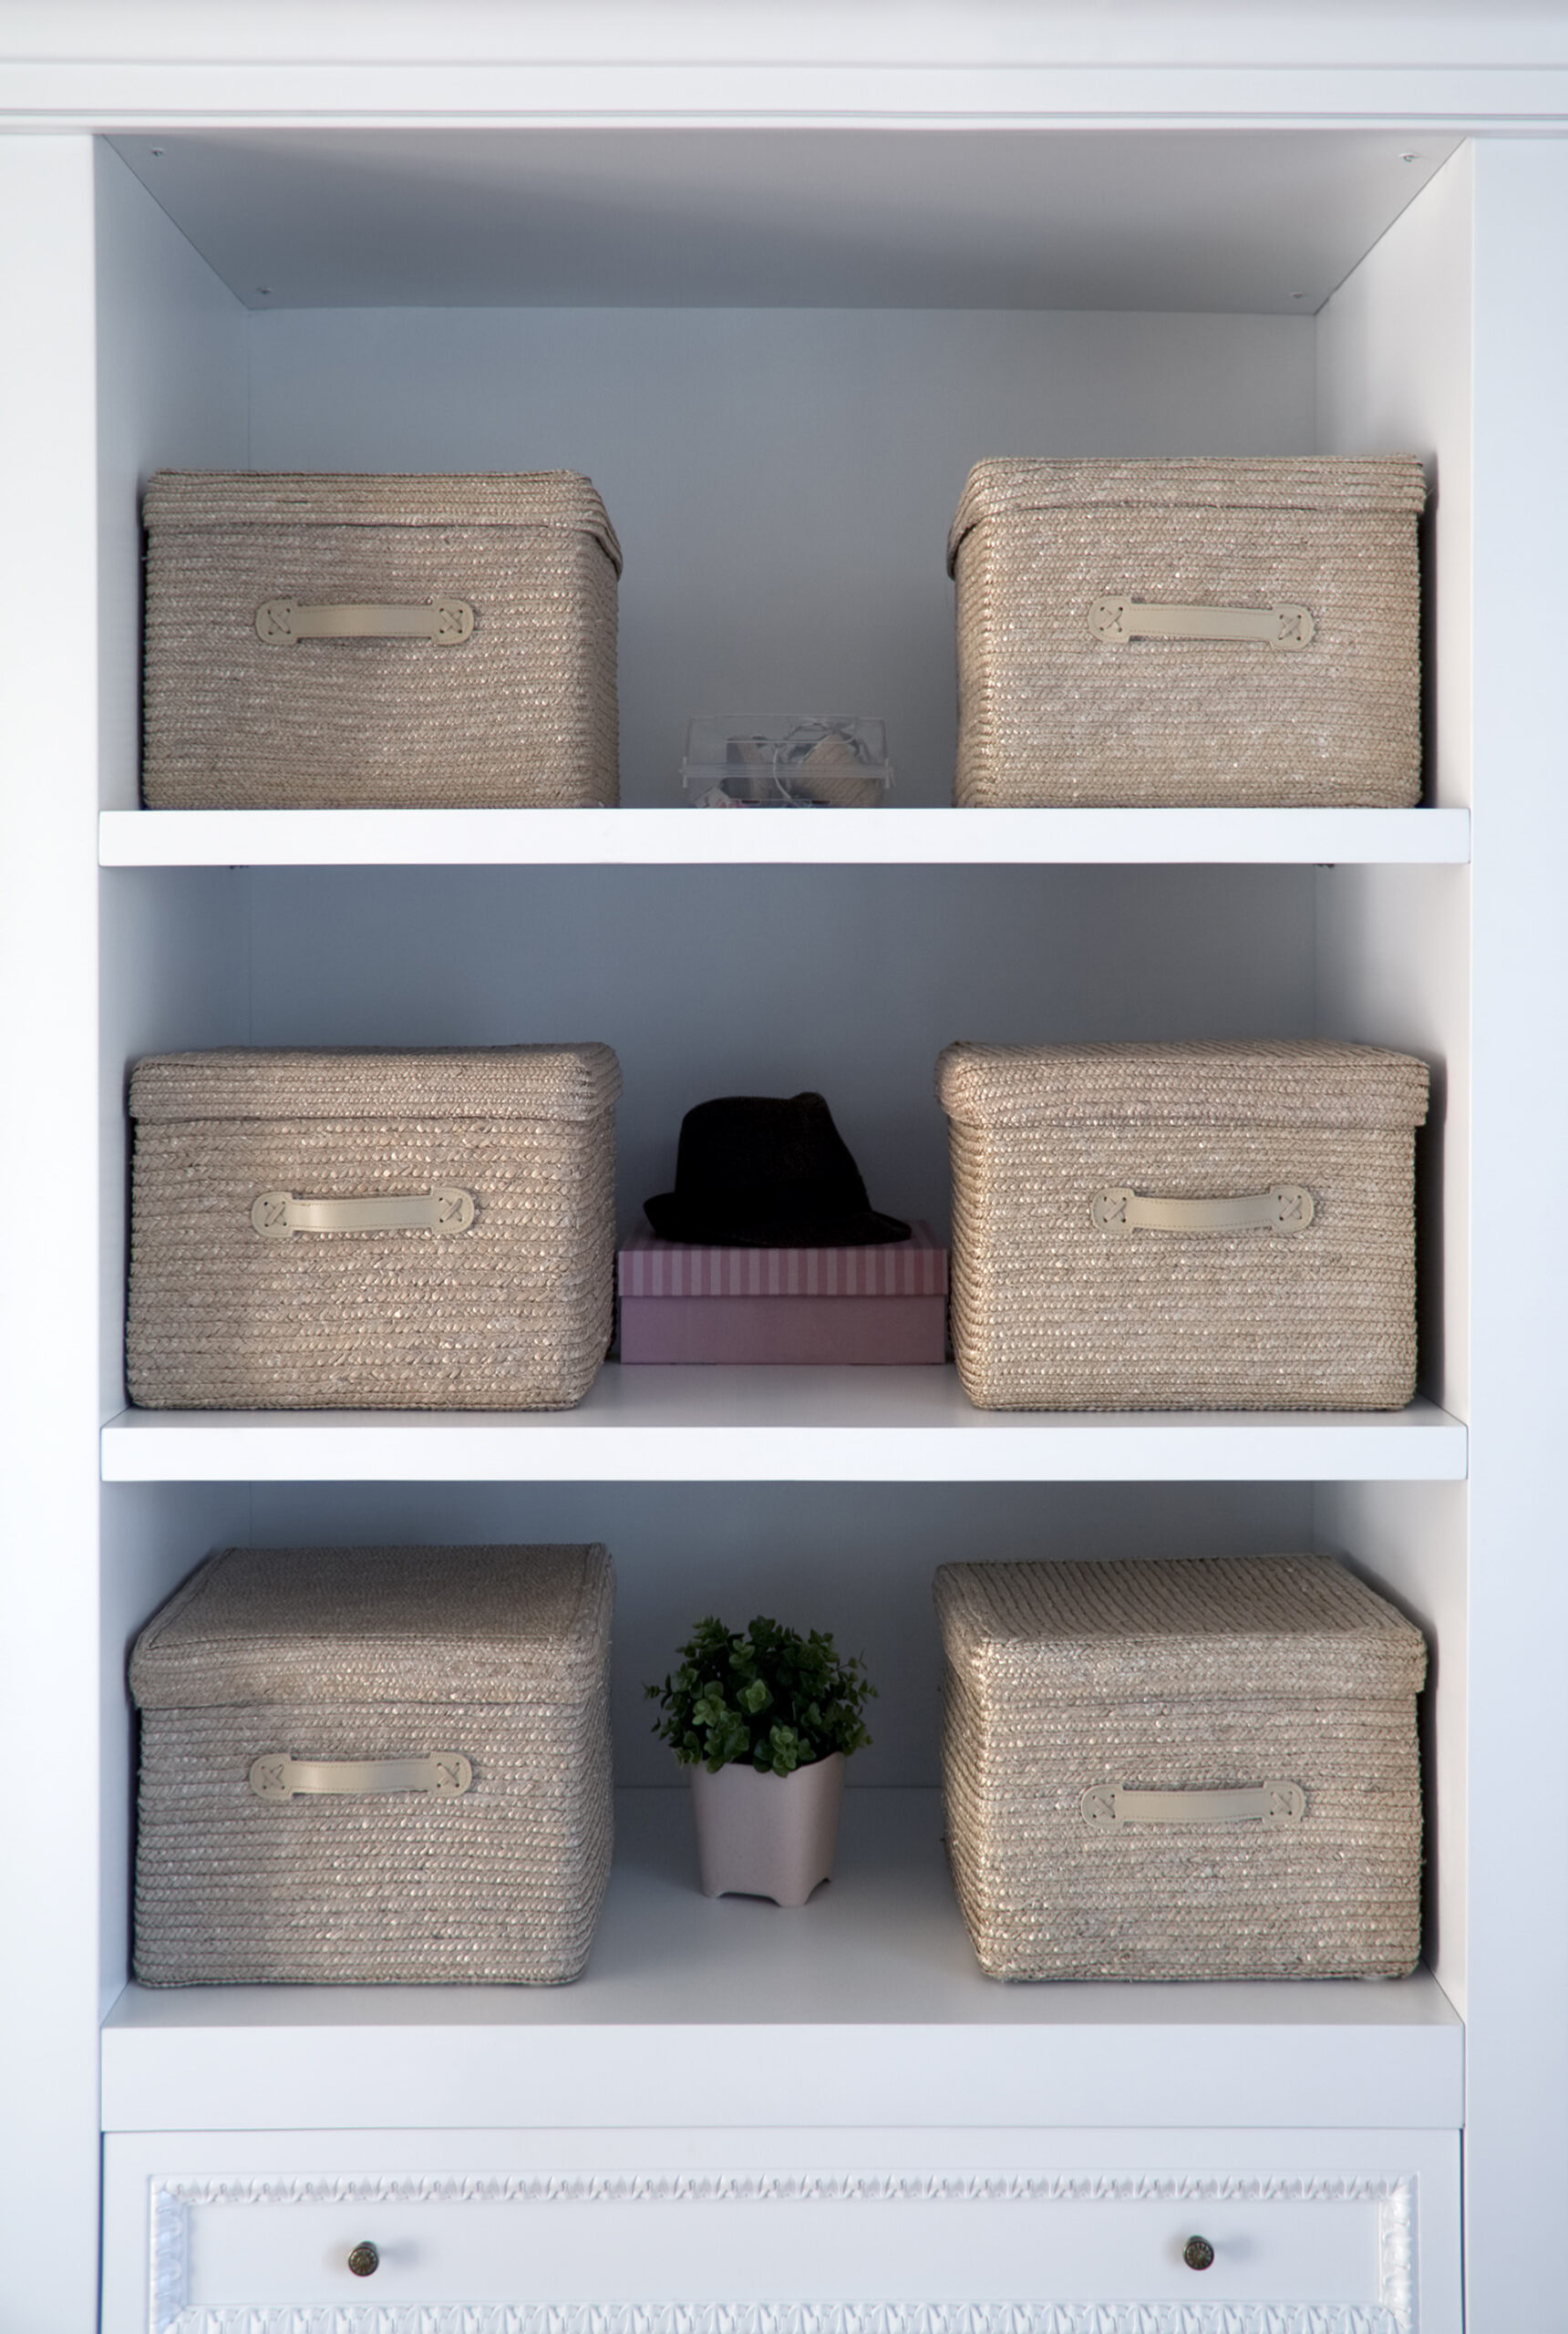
[682,716,894,807]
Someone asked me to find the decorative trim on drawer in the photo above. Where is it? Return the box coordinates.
[152,2170,1415,2334]
[156,2308,1408,2334]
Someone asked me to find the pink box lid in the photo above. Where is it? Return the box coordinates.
[618,1220,947,1298]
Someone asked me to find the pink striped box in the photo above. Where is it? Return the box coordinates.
[617,1222,948,1365]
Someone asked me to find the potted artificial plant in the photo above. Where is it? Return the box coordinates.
[646,1615,875,1906]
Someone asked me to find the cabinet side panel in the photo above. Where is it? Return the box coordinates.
[1461,133,1568,2334]
[1312,156,1473,2044]
[95,139,252,1418]
[1314,145,1472,1425]
[1316,141,1472,814]
[1314,1480,1467,2018]
[0,129,105,2334]
[93,144,256,2049]
[95,139,249,817]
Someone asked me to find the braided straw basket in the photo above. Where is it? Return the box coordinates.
[938,1039,1429,1411]
[142,471,621,809]
[947,456,1426,807]
[127,1045,620,1410]
[131,1544,614,1985]
[936,1554,1427,1982]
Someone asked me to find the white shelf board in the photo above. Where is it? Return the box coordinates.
[101,1789,1463,2136]
[100,1376,1467,1484]
[98,806,1471,869]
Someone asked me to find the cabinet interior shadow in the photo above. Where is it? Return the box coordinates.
[244,862,1318,1238]
[245,1479,1316,1789]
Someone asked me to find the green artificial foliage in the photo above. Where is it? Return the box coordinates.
[646,1614,876,1776]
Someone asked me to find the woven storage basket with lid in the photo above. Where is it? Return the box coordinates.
[127,1044,620,1410]
[936,1553,1427,1982]
[947,456,1426,807]
[937,1038,1429,1411]
[131,1543,614,1985]
[141,470,621,809]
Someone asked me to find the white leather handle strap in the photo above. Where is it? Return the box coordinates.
[1091,597,1315,650]
[251,1187,476,1239]
[1092,1183,1315,1234]
[250,1752,474,1802]
[1082,1782,1305,1829]
[254,597,475,645]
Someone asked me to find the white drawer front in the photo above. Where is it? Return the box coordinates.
[155,2170,1414,2331]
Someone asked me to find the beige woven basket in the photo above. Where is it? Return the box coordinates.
[937,1038,1429,1411]
[131,1544,614,1985]
[947,456,1426,807]
[936,1554,1427,1982]
[142,471,621,809]
[127,1045,620,1410]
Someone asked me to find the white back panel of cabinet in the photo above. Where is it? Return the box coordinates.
[243,860,1316,1242]
[246,1478,1313,1789]
[246,304,1315,807]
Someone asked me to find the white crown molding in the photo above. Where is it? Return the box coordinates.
[3,0,1568,71]
[1,16,1568,132]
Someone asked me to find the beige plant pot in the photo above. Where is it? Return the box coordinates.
[688,1752,847,1906]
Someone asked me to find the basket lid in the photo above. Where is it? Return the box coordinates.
[129,1044,621,1124]
[936,1039,1429,1131]
[130,1544,613,1709]
[935,1554,1427,1702]
[946,454,1427,573]
[143,470,623,576]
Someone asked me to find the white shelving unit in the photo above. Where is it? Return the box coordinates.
[5,17,1568,2331]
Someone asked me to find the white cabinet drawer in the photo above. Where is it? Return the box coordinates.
[170,2171,1393,2313]
[107,2128,1455,2334]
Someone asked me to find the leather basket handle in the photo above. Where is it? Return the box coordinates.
[251,1187,476,1239]
[255,597,475,645]
[1082,1781,1305,1829]
[1092,1184,1315,1234]
[250,1752,473,1801]
[1091,597,1315,649]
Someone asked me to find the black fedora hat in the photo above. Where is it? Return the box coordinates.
[645,1092,912,1248]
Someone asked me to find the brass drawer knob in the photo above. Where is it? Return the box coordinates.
[346,2241,380,2277]
[1183,2235,1216,2272]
